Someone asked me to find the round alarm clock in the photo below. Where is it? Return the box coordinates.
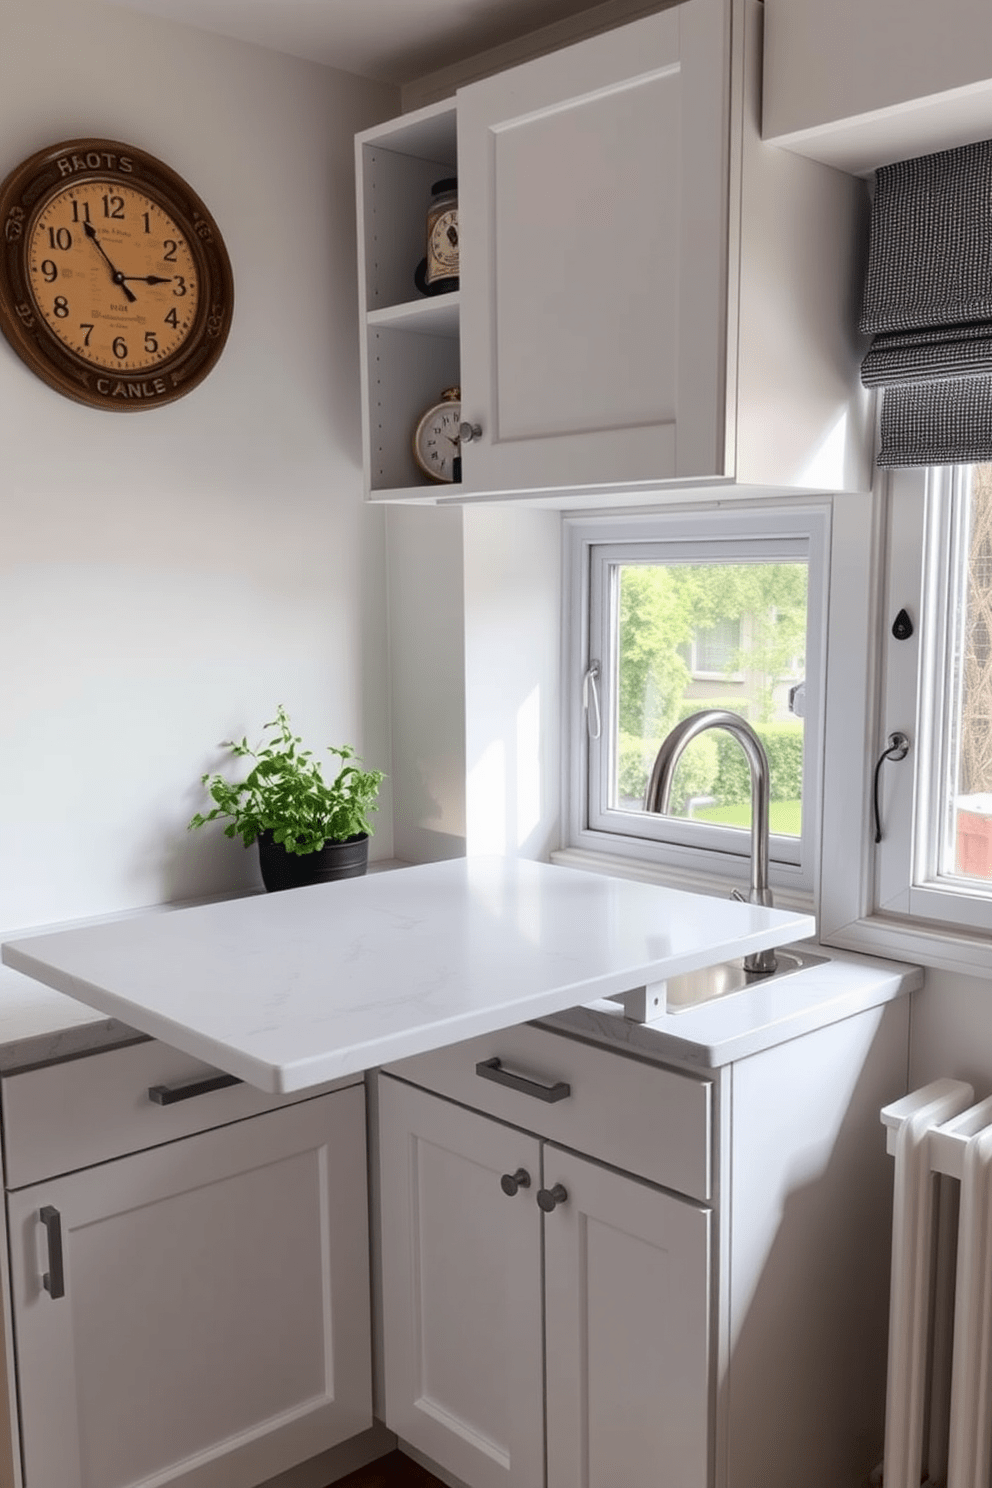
[413,386,461,483]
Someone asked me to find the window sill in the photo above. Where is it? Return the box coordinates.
[550,846,816,917]
[820,909,992,982]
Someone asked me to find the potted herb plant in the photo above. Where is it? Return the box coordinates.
[188,706,385,891]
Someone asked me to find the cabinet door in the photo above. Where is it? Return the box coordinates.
[7,1086,372,1488]
[543,1147,711,1488]
[456,0,731,496]
[378,1076,544,1488]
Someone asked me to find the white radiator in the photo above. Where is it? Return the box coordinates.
[880,1078,992,1488]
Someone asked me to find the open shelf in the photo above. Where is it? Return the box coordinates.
[367,293,460,338]
[356,99,461,498]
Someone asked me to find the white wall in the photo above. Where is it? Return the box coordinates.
[0,0,398,929]
[908,969,992,1095]
[385,505,467,865]
[463,506,561,861]
[384,503,562,866]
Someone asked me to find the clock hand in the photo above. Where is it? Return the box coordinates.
[121,274,173,285]
[82,221,137,304]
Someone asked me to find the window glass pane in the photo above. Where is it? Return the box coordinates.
[692,618,742,676]
[614,561,808,837]
[943,464,992,884]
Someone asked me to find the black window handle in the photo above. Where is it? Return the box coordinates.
[475,1057,571,1104]
[40,1206,65,1299]
[148,1072,243,1105]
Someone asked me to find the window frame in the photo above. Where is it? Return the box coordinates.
[819,469,992,977]
[876,467,992,931]
[561,501,831,903]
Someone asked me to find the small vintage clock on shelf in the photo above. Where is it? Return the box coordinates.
[0,137,233,411]
[413,178,458,298]
[413,386,462,483]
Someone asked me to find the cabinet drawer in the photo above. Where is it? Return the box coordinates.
[383,1023,712,1203]
[2,1038,360,1189]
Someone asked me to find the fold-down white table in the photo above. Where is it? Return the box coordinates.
[1,858,815,1093]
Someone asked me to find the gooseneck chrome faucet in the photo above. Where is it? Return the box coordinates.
[644,709,777,974]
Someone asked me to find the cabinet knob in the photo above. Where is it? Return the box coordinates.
[459,420,482,444]
[537,1183,568,1213]
[500,1167,531,1197]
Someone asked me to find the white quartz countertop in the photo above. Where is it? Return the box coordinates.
[2,857,815,1093]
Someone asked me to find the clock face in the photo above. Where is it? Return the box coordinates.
[0,139,233,410]
[27,180,200,374]
[428,209,459,276]
[414,393,461,482]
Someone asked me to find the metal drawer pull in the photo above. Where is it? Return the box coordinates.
[537,1184,568,1213]
[500,1168,531,1197]
[148,1072,243,1105]
[40,1206,65,1299]
[475,1057,571,1104]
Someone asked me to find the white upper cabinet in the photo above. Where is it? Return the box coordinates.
[762,0,992,174]
[355,0,874,505]
[456,4,728,494]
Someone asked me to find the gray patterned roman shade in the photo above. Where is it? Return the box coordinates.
[860,139,992,467]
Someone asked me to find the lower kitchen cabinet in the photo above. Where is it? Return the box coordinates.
[542,1148,709,1488]
[2,1040,373,1488]
[378,1080,544,1488]
[378,1001,910,1488]
[377,1060,710,1488]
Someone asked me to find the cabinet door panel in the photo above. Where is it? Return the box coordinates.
[378,1077,543,1488]
[7,1087,371,1488]
[544,1148,710,1488]
[457,0,730,495]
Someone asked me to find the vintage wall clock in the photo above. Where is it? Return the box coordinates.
[0,138,234,411]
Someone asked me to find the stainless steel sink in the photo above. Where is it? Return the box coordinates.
[608,946,828,1022]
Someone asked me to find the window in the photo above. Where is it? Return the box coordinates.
[683,617,744,679]
[874,464,992,936]
[934,465,992,886]
[563,505,829,899]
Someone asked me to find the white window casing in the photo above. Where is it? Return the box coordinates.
[820,469,992,977]
[559,501,830,906]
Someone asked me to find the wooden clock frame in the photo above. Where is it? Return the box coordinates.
[0,138,234,411]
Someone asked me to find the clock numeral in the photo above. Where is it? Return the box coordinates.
[144,332,158,354]
[163,240,178,263]
[112,336,128,360]
[40,260,58,284]
[47,227,72,251]
[70,199,91,225]
[142,212,151,233]
[79,324,94,347]
[102,194,125,220]
[164,308,179,329]
[52,296,69,319]
[172,276,187,298]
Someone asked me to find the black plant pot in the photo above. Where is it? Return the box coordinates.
[256,831,369,892]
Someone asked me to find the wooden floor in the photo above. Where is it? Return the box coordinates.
[332,1450,447,1488]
